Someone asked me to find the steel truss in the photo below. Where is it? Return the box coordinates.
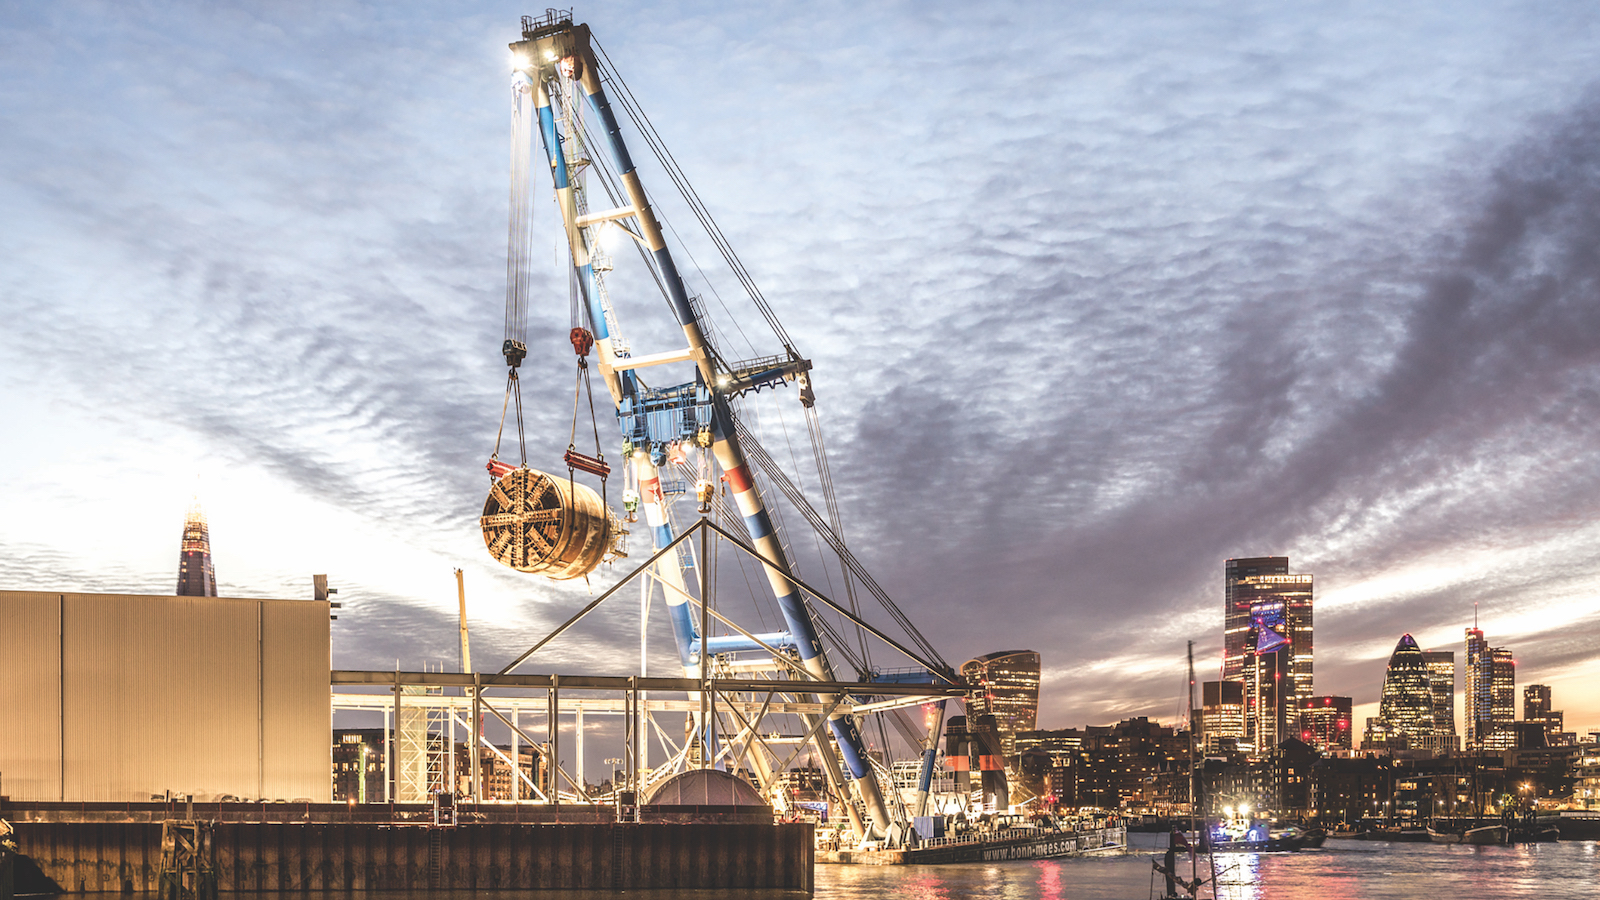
[331,517,961,816]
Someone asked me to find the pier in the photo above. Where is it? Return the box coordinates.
[3,809,811,893]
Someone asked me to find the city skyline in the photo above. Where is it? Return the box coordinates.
[4,2,1600,734]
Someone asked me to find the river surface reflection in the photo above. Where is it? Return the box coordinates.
[99,837,1600,900]
[813,834,1600,899]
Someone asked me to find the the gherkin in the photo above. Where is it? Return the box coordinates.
[1379,634,1434,746]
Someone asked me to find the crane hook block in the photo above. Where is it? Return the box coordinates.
[570,327,595,357]
[481,467,624,579]
[502,339,528,368]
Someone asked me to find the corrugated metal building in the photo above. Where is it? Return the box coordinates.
[0,590,330,802]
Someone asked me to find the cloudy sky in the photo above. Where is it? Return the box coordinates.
[5,0,1600,745]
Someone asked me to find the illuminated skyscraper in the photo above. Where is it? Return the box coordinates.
[1297,695,1352,753]
[1224,557,1313,752]
[1378,634,1434,747]
[1524,684,1571,746]
[1465,626,1489,747]
[1421,650,1456,742]
[1482,648,1517,750]
[960,650,1041,759]
[1200,681,1245,752]
[176,497,218,597]
[1466,623,1515,749]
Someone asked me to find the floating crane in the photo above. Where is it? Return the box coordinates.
[479,10,955,845]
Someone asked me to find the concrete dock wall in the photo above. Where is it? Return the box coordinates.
[12,822,812,893]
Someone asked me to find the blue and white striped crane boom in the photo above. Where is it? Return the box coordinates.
[507,12,895,839]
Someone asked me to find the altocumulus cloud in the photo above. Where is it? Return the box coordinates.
[2,0,1600,732]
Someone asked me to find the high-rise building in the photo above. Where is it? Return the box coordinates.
[960,650,1041,759]
[1298,695,1352,753]
[1523,684,1571,745]
[1465,626,1489,747]
[1468,622,1517,750]
[1378,634,1434,747]
[1490,649,1515,725]
[1200,681,1246,753]
[176,497,218,597]
[1224,557,1313,752]
[1421,650,1456,741]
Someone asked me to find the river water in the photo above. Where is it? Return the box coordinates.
[815,833,1600,899]
[98,835,1600,900]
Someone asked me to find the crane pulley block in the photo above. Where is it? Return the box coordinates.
[569,327,595,357]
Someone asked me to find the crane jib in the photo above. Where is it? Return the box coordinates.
[506,13,899,841]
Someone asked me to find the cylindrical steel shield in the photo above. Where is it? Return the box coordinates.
[480,467,617,580]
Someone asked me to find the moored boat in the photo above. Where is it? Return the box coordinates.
[1427,823,1508,845]
[820,817,1126,864]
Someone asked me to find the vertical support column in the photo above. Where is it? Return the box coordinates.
[471,674,482,801]
[57,593,64,801]
[448,700,457,796]
[914,700,947,819]
[698,520,710,768]
[257,601,265,802]
[386,679,397,804]
[550,675,560,804]
[511,707,519,802]
[626,677,636,797]
[576,705,585,790]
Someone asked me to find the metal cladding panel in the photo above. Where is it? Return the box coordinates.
[63,593,260,802]
[0,590,329,803]
[0,591,63,800]
[261,599,332,801]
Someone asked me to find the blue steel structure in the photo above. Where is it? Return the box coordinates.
[507,11,906,840]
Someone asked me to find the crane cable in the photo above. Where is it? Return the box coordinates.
[492,70,535,472]
[733,417,948,671]
[490,369,528,468]
[592,40,797,355]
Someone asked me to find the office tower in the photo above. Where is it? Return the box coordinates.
[1200,681,1246,752]
[1483,648,1517,749]
[1468,621,1517,750]
[1378,634,1434,747]
[1524,684,1551,722]
[1465,626,1489,747]
[1224,557,1313,751]
[1298,695,1352,753]
[1523,685,1572,746]
[176,496,218,597]
[1421,650,1456,741]
[959,650,1041,759]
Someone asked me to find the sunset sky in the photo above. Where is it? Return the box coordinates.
[4,1,1600,742]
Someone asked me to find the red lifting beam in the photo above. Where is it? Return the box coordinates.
[564,449,610,479]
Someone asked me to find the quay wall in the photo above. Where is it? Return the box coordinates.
[10,821,812,893]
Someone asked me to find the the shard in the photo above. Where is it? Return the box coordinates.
[176,497,218,597]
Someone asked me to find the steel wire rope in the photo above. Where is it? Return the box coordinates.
[804,405,873,670]
[576,62,830,677]
[593,42,795,353]
[570,76,743,374]
[579,70,752,370]
[506,78,534,356]
[767,392,860,674]
[733,417,947,669]
[585,55,946,677]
